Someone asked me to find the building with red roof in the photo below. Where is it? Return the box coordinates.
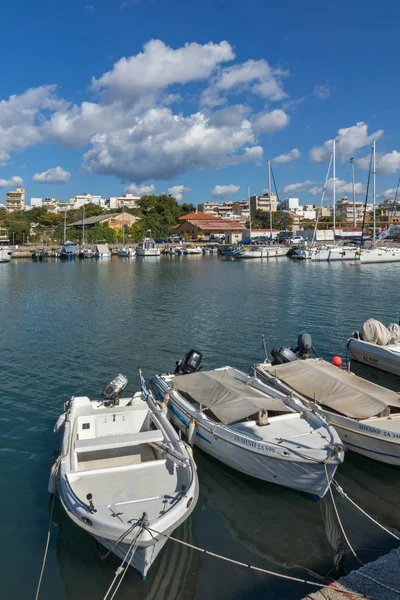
[175,216,245,242]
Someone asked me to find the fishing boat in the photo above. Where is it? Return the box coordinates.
[347,318,400,376]
[182,246,202,255]
[31,249,49,261]
[77,246,96,258]
[136,237,160,257]
[50,372,198,579]
[59,245,77,260]
[253,333,400,466]
[118,247,135,257]
[0,238,12,263]
[150,350,344,499]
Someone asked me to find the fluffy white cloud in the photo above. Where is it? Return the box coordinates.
[91,39,234,103]
[309,178,366,197]
[211,184,240,198]
[244,146,263,160]
[202,59,288,107]
[167,185,191,202]
[124,183,156,195]
[272,148,300,165]
[0,85,65,165]
[32,166,71,183]
[282,180,314,194]
[254,109,290,134]
[309,122,384,163]
[0,176,24,187]
[358,150,400,175]
[378,188,398,199]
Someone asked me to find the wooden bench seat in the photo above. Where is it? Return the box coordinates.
[75,430,164,453]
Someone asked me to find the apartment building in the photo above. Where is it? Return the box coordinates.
[6,187,25,212]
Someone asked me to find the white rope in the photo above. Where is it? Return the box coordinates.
[34,491,57,600]
[324,464,363,566]
[102,524,144,600]
[357,571,400,596]
[332,480,400,541]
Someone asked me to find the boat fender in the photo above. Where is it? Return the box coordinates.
[161,393,170,415]
[187,419,196,445]
[48,459,60,495]
[257,409,269,426]
[54,413,66,433]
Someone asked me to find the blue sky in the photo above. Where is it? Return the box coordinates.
[0,0,399,206]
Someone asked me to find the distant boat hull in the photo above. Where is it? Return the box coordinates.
[359,247,400,263]
[0,247,12,263]
[310,246,359,262]
[347,338,400,376]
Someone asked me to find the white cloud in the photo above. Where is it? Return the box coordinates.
[254,109,290,134]
[378,188,398,199]
[211,184,240,198]
[32,166,71,184]
[358,150,400,175]
[91,39,234,103]
[0,85,65,165]
[124,183,156,195]
[272,148,300,165]
[244,146,263,160]
[309,122,384,163]
[282,180,314,194]
[167,185,191,202]
[0,176,24,188]
[309,178,366,197]
[202,59,288,107]
[314,84,330,100]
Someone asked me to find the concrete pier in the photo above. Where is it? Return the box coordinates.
[305,547,400,599]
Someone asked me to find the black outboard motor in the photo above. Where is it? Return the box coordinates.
[175,349,203,375]
[296,331,312,358]
[270,347,297,366]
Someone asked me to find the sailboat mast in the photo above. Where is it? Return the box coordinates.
[332,139,336,240]
[373,139,376,247]
[268,160,272,239]
[122,203,125,245]
[248,186,252,242]
[82,203,85,245]
[63,210,66,244]
[350,158,356,227]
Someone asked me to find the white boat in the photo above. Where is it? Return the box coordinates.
[136,237,160,256]
[0,245,12,263]
[254,359,400,467]
[118,247,135,257]
[347,318,400,376]
[150,351,344,499]
[182,246,202,255]
[290,248,310,260]
[51,373,198,579]
[310,245,360,262]
[359,246,400,263]
[95,244,111,258]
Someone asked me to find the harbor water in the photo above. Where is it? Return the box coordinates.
[1,256,400,600]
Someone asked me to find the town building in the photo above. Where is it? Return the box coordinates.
[174,212,244,242]
[68,213,140,230]
[335,198,365,223]
[249,192,278,217]
[279,198,299,211]
[106,194,140,209]
[6,187,25,212]
[70,194,105,209]
[197,200,249,223]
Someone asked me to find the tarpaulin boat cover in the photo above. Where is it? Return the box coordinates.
[362,319,392,345]
[173,369,288,425]
[262,359,400,419]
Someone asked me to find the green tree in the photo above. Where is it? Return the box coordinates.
[246,210,293,232]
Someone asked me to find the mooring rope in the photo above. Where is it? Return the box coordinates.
[34,484,57,600]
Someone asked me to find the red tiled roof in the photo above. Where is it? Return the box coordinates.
[178,211,219,221]
[181,219,245,231]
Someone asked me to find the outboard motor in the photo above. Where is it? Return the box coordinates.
[175,349,203,375]
[297,332,312,358]
[102,373,128,406]
[270,347,298,366]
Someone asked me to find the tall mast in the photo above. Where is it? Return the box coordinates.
[350,157,356,227]
[332,138,336,240]
[248,185,252,242]
[63,210,66,244]
[122,202,125,245]
[82,202,85,245]
[268,160,272,239]
[373,139,376,247]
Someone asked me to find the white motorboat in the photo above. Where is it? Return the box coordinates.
[359,246,400,263]
[254,347,400,467]
[150,351,344,499]
[136,237,160,256]
[182,246,202,255]
[310,245,360,262]
[347,318,400,376]
[118,247,135,257]
[95,244,111,258]
[0,244,12,263]
[51,373,198,579]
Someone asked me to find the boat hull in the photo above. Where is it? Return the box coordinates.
[0,248,12,262]
[359,247,400,263]
[347,338,400,376]
[310,247,359,262]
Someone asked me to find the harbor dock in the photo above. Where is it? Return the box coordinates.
[305,547,400,599]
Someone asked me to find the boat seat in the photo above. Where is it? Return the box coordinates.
[75,430,164,453]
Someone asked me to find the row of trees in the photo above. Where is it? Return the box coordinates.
[247,210,294,232]
[0,195,196,244]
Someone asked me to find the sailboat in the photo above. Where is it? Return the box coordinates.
[118,203,136,257]
[310,140,360,262]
